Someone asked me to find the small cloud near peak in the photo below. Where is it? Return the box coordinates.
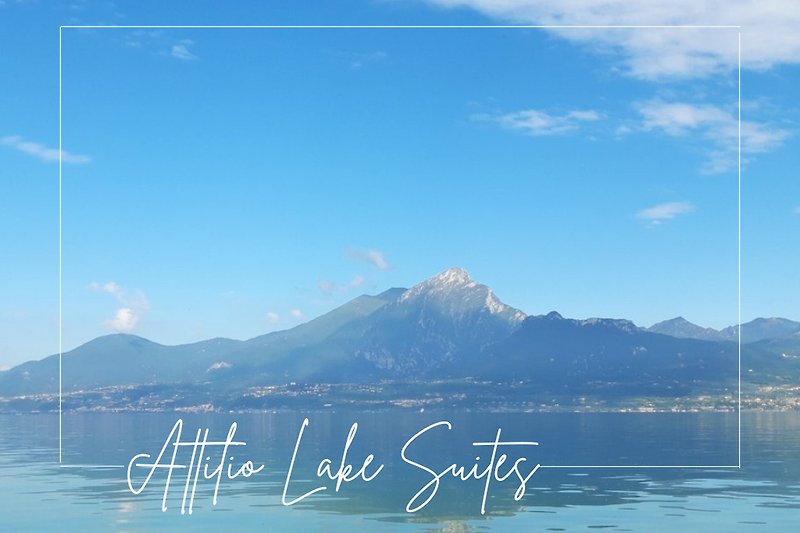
[346,248,391,270]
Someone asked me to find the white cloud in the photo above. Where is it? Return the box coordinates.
[171,39,197,60]
[105,307,138,332]
[89,281,148,333]
[346,248,392,270]
[634,99,790,173]
[289,309,304,319]
[266,312,280,323]
[103,281,121,294]
[636,201,694,225]
[472,108,602,136]
[637,101,730,135]
[1,135,90,164]
[350,275,366,288]
[424,0,800,79]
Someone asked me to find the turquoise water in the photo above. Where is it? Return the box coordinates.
[0,411,798,531]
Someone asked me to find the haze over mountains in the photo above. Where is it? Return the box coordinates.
[1,268,798,402]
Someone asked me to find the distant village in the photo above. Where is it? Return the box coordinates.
[1,380,798,414]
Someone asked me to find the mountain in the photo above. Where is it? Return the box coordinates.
[208,287,409,385]
[338,267,526,374]
[0,335,242,397]
[240,287,406,353]
[648,317,800,343]
[1,267,799,406]
[720,318,800,343]
[206,267,526,384]
[481,312,737,393]
[648,317,723,341]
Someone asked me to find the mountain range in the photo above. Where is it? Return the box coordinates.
[648,316,800,343]
[1,267,799,403]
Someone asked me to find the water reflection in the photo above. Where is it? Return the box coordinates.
[0,411,798,531]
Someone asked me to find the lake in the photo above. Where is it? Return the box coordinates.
[1,411,798,531]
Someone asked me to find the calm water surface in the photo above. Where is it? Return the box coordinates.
[0,411,798,531]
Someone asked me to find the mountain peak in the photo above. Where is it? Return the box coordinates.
[429,267,474,287]
[720,317,800,342]
[400,268,477,301]
[398,267,525,324]
[648,316,722,341]
[668,316,689,323]
[402,267,478,298]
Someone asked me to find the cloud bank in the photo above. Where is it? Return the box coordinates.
[634,100,790,173]
[425,0,800,79]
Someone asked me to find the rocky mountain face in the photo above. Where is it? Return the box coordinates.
[343,267,526,374]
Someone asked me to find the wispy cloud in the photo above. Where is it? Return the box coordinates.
[346,248,391,270]
[171,39,197,60]
[633,100,790,173]
[123,29,164,49]
[317,279,337,296]
[89,281,149,333]
[424,0,800,79]
[317,275,368,296]
[121,32,201,61]
[289,309,304,319]
[1,135,90,164]
[266,312,280,324]
[472,109,602,136]
[636,201,694,225]
[327,49,388,70]
[88,281,121,295]
[794,206,800,215]
[637,101,730,135]
[349,50,387,70]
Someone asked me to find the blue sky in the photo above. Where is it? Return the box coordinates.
[1,1,798,367]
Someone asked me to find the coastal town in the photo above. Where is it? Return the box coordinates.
[2,380,798,414]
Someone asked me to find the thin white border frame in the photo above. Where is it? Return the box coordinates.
[57,24,743,470]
